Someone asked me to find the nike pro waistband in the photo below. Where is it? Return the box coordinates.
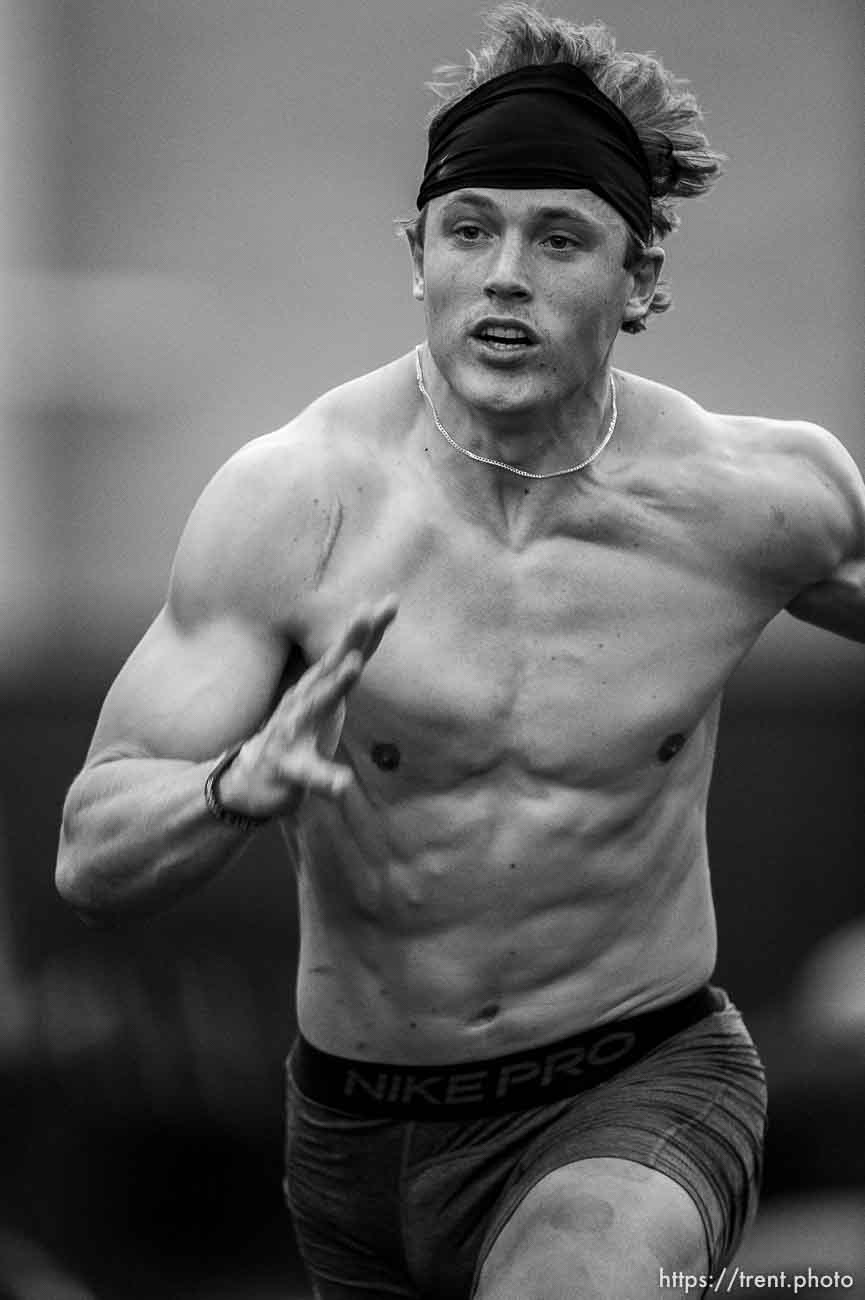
[289,984,724,1118]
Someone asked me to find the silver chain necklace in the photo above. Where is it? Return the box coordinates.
[414,345,617,481]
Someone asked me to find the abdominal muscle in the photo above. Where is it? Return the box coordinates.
[290,742,719,1065]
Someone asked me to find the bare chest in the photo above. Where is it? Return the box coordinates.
[296,485,779,789]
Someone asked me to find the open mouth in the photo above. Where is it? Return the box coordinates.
[472,322,537,350]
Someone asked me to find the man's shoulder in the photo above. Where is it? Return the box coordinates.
[624,370,856,488]
[705,407,848,466]
[201,349,415,506]
[700,408,863,532]
[621,372,864,577]
[272,350,419,457]
[167,353,417,626]
[693,401,863,580]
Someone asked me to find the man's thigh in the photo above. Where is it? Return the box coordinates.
[473,1156,708,1300]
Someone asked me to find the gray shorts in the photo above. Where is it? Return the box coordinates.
[283,989,767,1299]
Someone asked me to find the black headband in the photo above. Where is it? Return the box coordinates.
[416,63,653,242]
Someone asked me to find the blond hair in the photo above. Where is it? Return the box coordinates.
[411,3,725,331]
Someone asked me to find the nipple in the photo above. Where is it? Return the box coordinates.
[371,741,401,771]
[657,733,686,763]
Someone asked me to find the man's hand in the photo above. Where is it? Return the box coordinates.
[218,595,398,818]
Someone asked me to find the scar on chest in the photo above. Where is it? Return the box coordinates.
[312,497,344,588]
[371,741,401,771]
[657,732,687,763]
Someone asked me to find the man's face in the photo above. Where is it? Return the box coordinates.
[410,187,650,419]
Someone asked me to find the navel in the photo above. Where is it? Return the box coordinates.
[657,732,686,763]
[371,741,401,771]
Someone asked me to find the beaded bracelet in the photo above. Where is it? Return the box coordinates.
[204,743,270,833]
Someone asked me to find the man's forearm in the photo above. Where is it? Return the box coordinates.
[56,756,260,921]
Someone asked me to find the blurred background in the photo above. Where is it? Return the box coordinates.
[1,0,863,1296]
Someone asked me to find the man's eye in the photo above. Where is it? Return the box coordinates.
[454,224,484,241]
[544,234,578,251]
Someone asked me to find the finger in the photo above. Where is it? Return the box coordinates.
[357,593,399,661]
[280,752,354,799]
[306,596,398,681]
[329,595,398,667]
[294,651,364,722]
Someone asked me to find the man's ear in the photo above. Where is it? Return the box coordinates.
[622,245,664,328]
[405,226,425,301]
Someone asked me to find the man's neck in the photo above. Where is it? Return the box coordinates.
[415,346,617,539]
[418,345,614,476]
[415,362,622,545]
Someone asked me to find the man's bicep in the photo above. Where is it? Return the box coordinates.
[784,428,865,643]
[87,602,288,766]
[85,435,322,767]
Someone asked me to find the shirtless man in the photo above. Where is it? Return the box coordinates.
[56,7,865,1299]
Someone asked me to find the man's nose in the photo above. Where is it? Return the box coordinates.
[483,233,531,300]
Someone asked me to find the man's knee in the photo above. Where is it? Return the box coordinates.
[473,1158,708,1300]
